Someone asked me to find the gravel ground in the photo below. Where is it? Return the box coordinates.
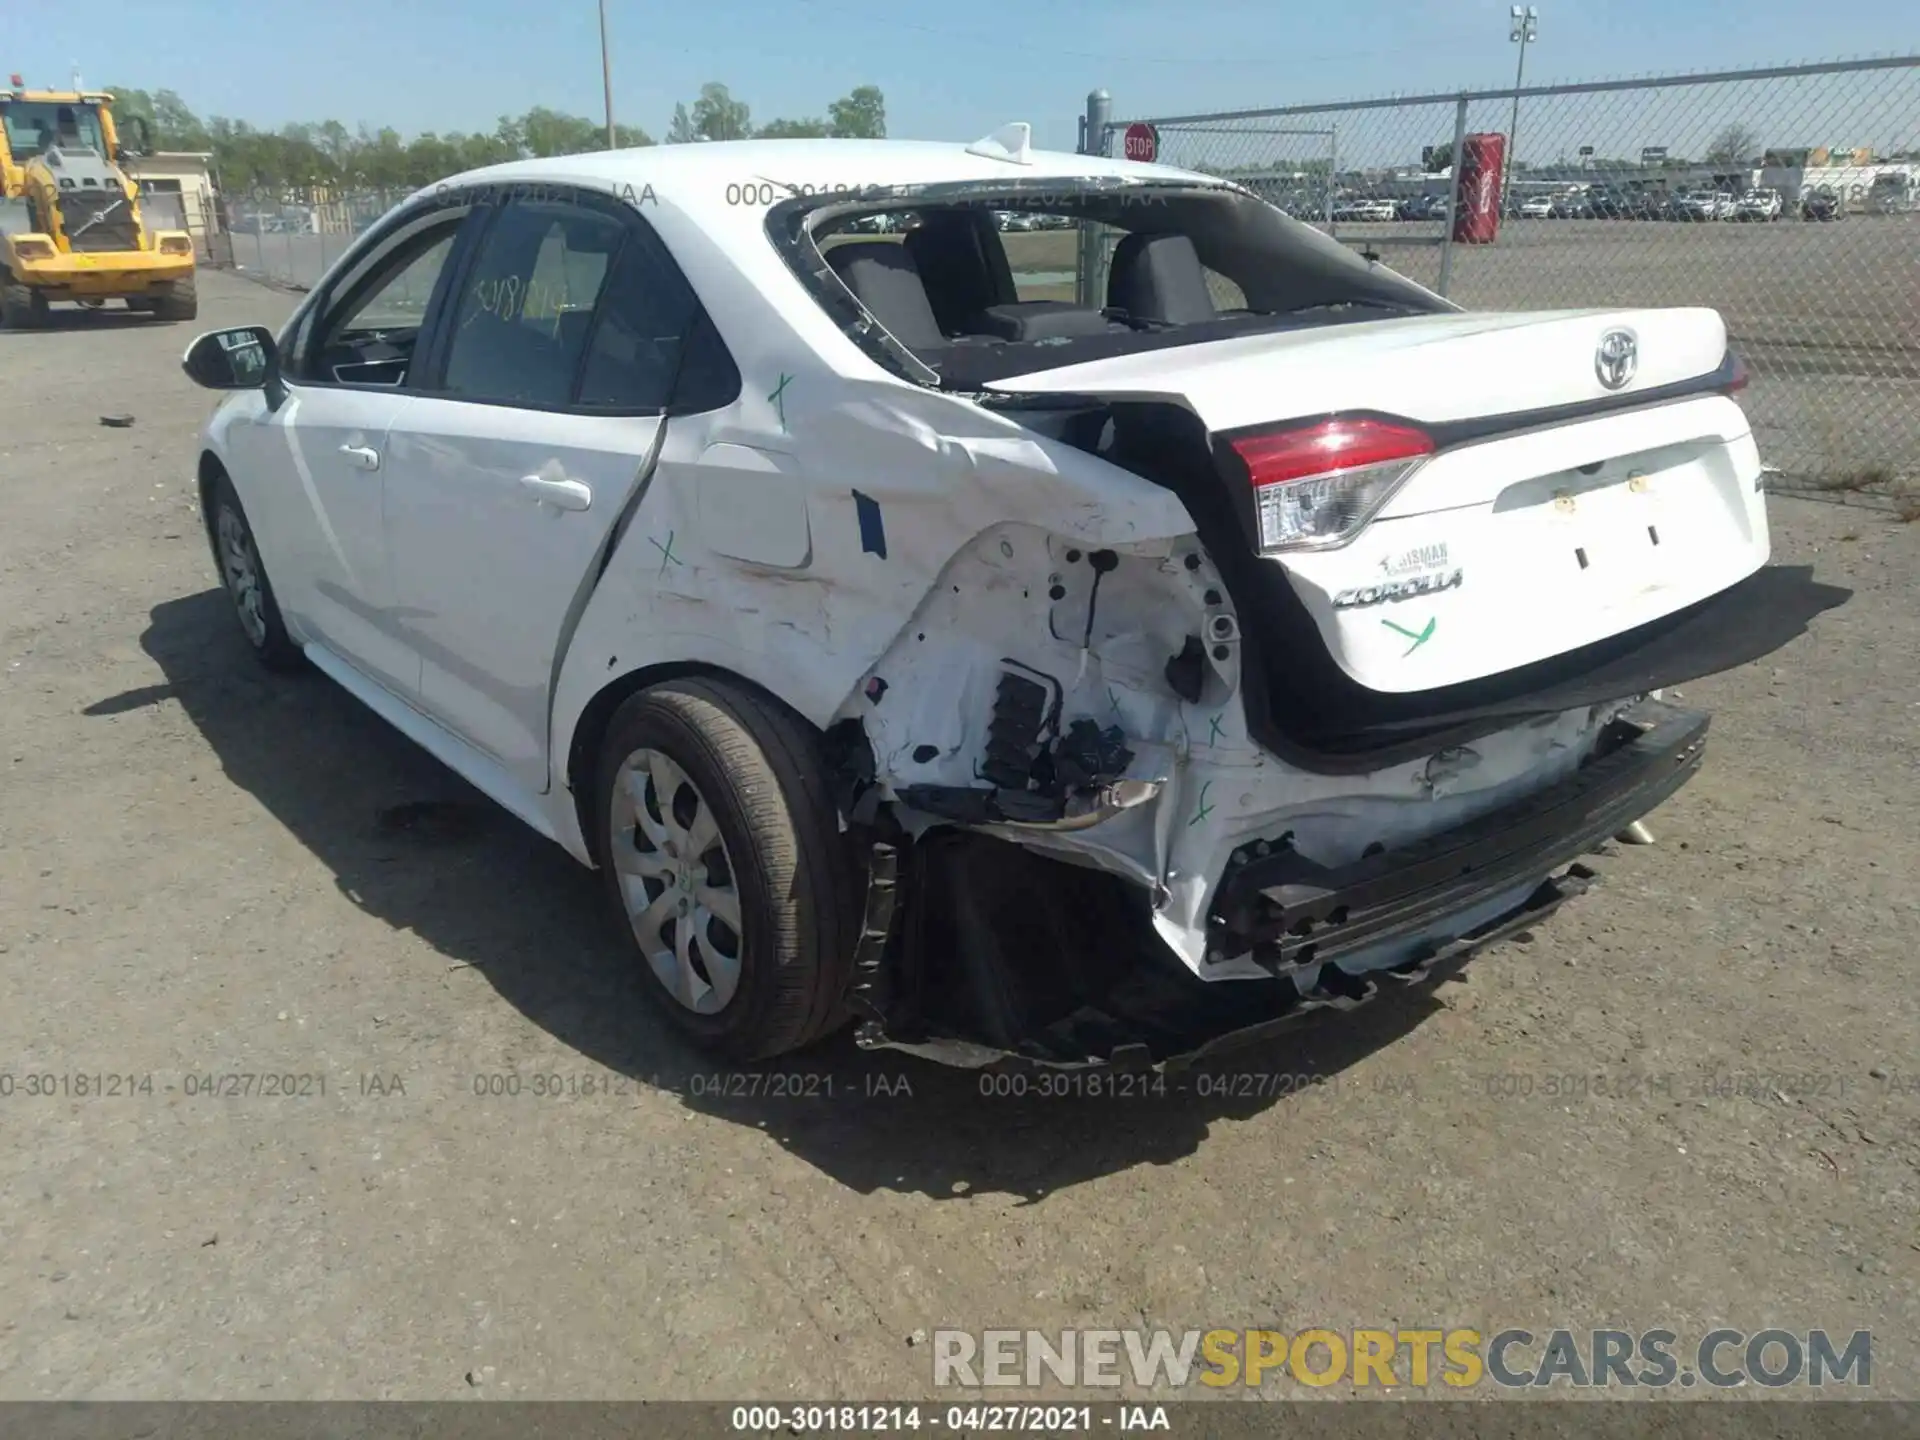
[0,270,1916,1403]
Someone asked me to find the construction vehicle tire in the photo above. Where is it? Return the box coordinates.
[151,274,198,322]
[1,280,49,329]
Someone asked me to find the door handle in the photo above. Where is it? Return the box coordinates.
[519,474,592,512]
[338,443,381,471]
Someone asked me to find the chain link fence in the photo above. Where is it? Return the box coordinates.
[1093,56,1920,490]
[209,187,417,292]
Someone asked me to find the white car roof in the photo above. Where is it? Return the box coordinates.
[393,136,1239,392]
[410,136,1216,240]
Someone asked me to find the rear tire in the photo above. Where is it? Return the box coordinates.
[205,470,303,672]
[151,274,198,321]
[592,677,859,1061]
[1,280,48,328]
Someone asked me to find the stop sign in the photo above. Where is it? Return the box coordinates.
[1122,122,1158,163]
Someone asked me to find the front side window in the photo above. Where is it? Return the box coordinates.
[440,200,625,408]
[302,217,463,386]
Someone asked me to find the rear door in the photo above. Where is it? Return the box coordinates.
[379,186,708,792]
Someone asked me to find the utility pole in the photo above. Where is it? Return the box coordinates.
[1505,6,1538,197]
[599,0,617,149]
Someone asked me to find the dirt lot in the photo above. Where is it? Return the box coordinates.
[1,269,1917,1402]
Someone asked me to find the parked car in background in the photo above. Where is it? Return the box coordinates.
[1550,190,1595,219]
[1672,189,1734,221]
[1800,186,1844,221]
[1331,195,1398,221]
[1732,188,1783,221]
[1587,186,1636,218]
[1866,173,1917,214]
[178,133,1844,1069]
[1518,192,1558,218]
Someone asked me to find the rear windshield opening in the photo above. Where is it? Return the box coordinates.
[784,185,1450,389]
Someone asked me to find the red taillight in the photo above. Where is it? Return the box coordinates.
[1232,417,1436,552]
[1229,417,1435,488]
[1721,353,1750,394]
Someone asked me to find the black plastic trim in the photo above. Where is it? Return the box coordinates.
[1211,699,1709,963]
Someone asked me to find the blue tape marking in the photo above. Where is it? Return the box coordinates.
[852,490,887,559]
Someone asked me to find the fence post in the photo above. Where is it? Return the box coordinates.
[1077,88,1112,307]
[1435,94,1469,297]
[1326,125,1339,236]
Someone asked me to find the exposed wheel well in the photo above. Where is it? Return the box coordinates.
[196,451,227,537]
[563,662,839,868]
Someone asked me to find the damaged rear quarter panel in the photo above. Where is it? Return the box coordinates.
[546,374,1198,856]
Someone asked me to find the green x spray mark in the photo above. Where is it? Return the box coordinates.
[1187,780,1214,828]
[1381,615,1436,657]
[768,373,793,432]
[650,529,683,578]
[1206,714,1225,747]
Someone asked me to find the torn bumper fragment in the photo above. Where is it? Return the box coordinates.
[1210,698,1709,972]
[847,699,1709,1072]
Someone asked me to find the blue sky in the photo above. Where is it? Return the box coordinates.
[11,0,1918,151]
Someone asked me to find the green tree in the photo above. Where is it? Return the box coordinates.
[827,85,885,138]
[690,82,752,141]
[665,102,698,143]
[756,117,832,138]
[521,105,602,156]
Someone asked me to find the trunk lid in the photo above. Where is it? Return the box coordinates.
[992,306,1770,699]
[984,307,1730,433]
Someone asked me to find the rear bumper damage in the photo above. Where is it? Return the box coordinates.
[846,699,1709,1071]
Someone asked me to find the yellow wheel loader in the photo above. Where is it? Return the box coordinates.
[0,77,197,327]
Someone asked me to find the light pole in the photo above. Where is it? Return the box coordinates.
[1505,5,1537,197]
[599,0,616,149]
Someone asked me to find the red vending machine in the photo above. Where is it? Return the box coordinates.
[1451,132,1508,244]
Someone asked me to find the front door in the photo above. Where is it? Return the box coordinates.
[233,209,469,699]
[382,189,706,791]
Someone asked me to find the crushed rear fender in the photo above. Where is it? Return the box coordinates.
[842,700,1715,1072]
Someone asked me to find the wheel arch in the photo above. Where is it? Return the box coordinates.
[562,660,840,869]
[196,449,229,554]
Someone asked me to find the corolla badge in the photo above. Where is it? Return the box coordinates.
[1595,328,1638,390]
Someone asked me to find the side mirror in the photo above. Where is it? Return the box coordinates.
[183,326,280,391]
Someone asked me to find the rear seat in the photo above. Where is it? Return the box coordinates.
[825,241,950,350]
[1105,232,1220,326]
[828,220,1230,352]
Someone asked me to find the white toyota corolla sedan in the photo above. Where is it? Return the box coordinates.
[182,129,1846,1069]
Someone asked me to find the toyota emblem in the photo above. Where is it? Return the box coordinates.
[1595,328,1638,390]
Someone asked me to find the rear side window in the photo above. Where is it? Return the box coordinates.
[575,230,703,412]
[440,200,623,407]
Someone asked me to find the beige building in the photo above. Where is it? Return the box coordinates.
[121,150,219,250]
